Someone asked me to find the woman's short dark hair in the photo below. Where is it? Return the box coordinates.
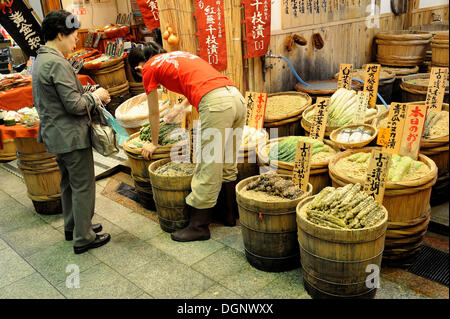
[128,42,166,82]
[42,10,80,42]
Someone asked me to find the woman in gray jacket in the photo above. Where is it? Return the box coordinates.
[32,10,111,254]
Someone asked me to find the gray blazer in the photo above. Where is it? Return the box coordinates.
[32,46,97,154]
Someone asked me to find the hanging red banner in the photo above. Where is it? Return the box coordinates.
[243,0,271,58]
[194,0,227,71]
[136,0,160,31]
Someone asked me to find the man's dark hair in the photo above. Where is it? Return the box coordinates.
[41,10,80,42]
[128,42,167,82]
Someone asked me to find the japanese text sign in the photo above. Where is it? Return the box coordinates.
[381,103,407,155]
[292,140,312,192]
[195,0,227,71]
[309,98,329,141]
[0,0,43,57]
[353,91,369,124]
[338,64,353,90]
[364,150,391,204]
[245,92,267,129]
[363,64,381,109]
[243,0,271,58]
[399,104,427,160]
[136,0,160,31]
[425,67,448,112]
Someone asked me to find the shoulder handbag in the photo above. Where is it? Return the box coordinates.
[85,102,120,157]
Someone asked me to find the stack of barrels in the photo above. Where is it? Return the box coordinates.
[328,148,438,267]
[431,31,449,69]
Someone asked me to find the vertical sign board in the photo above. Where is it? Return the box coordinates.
[292,140,312,192]
[363,150,391,204]
[195,0,227,71]
[337,64,353,90]
[380,103,408,155]
[0,0,44,57]
[243,0,271,58]
[363,64,381,109]
[399,104,428,160]
[136,0,160,31]
[425,67,448,113]
[245,92,267,129]
[309,98,329,141]
[353,91,369,124]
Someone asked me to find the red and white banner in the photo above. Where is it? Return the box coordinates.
[136,0,160,31]
[195,0,227,71]
[243,0,271,58]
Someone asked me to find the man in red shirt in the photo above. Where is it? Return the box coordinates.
[128,43,246,242]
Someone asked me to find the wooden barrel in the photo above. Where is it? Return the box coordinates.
[0,139,17,162]
[237,132,269,182]
[14,138,62,215]
[263,92,311,138]
[375,31,433,66]
[236,175,313,272]
[148,158,192,233]
[431,32,449,67]
[129,81,146,97]
[301,104,383,138]
[122,132,187,211]
[256,137,338,195]
[328,147,438,266]
[295,79,362,103]
[400,73,449,104]
[380,66,419,102]
[296,196,388,299]
[88,58,129,96]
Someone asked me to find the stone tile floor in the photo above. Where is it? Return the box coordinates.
[0,167,448,299]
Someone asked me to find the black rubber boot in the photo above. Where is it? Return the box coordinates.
[214,181,238,227]
[171,206,212,242]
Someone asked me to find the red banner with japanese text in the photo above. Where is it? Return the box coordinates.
[194,0,227,71]
[136,0,160,31]
[243,0,271,58]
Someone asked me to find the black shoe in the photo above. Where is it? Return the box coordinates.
[73,233,111,254]
[65,224,103,241]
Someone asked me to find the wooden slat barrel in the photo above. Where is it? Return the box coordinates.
[375,31,433,67]
[14,138,62,215]
[123,132,187,211]
[263,92,312,138]
[148,158,192,233]
[0,139,17,162]
[237,132,269,182]
[256,137,338,195]
[400,73,449,104]
[87,58,129,96]
[328,148,438,267]
[380,66,419,102]
[296,196,388,299]
[236,175,313,272]
[431,32,449,67]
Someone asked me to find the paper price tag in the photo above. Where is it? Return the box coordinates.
[363,64,381,109]
[292,141,312,192]
[309,98,329,141]
[363,150,392,204]
[377,127,391,147]
[425,67,448,112]
[337,64,353,90]
[245,92,267,129]
[399,104,427,160]
[353,91,369,124]
[382,103,407,155]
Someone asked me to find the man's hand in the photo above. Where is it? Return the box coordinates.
[141,142,158,160]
